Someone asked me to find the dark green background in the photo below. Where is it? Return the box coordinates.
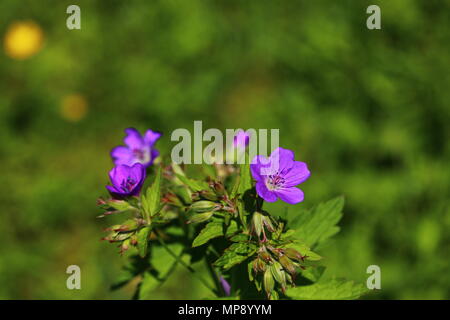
[0,0,448,299]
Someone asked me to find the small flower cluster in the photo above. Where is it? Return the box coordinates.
[97,127,318,299]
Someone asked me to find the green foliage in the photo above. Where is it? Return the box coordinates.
[142,166,162,219]
[192,219,238,247]
[214,243,257,270]
[1,0,447,300]
[137,226,151,258]
[285,279,368,300]
[288,197,344,248]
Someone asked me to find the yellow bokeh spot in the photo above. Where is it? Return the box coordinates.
[4,21,44,60]
[60,94,88,122]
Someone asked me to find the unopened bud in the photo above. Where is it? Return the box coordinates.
[190,200,218,213]
[284,248,305,262]
[279,255,297,276]
[263,268,274,297]
[186,211,214,224]
[270,261,287,292]
[259,251,272,263]
[252,212,264,238]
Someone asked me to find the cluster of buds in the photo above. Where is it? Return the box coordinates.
[101,217,148,254]
[251,245,307,298]
[186,180,239,224]
[251,211,276,242]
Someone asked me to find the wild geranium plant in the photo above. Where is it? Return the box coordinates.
[97,127,367,300]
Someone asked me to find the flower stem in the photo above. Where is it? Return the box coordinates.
[155,233,217,296]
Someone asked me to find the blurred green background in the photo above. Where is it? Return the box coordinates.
[0,0,448,299]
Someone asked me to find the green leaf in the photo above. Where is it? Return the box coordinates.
[138,242,185,299]
[192,219,238,247]
[142,166,162,218]
[238,162,252,197]
[236,162,254,227]
[290,197,344,248]
[214,242,257,270]
[285,279,368,300]
[175,174,210,192]
[137,226,151,258]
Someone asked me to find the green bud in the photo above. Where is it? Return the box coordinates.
[261,215,275,232]
[199,190,218,201]
[284,248,305,262]
[113,219,139,232]
[263,268,274,297]
[186,211,214,224]
[106,199,133,211]
[270,261,287,293]
[259,251,272,263]
[211,181,225,196]
[252,212,264,238]
[190,200,218,213]
[279,255,297,276]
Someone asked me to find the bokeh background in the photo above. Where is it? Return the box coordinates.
[0,0,448,299]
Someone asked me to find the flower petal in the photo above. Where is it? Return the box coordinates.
[144,129,162,146]
[275,187,304,204]
[129,163,146,182]
[283,161,310,187]
[255,181,277,202]
[263,147,294,176]
[111,146,133,165]
[124,128,144,149]
[106,185,120,194]
[251,155,269,181]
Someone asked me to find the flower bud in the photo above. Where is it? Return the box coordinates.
[190,200,218,213]
[162,192,182,206]
[263,268,274,298]
[199,190,219,201]
[186,211,214,224]
[211,181,225,196]
[259,251,272,263]
[279,255,297,276]
[270,261,287,293]
[284,248,305,262]
[252,212,264,238]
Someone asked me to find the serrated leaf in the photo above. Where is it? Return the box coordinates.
[176,174,210,192]
[137,226,151,257]
[214,242,257,270]
[143,166,162,218]
[290,197,344,248]
[285,279,368,300]
[192,220,238,247]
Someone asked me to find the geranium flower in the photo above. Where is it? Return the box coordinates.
[219,277,231,296]
[106,163,146,198]
[233,130,250,149]
[250,147,310,204]
[111,128,161,167]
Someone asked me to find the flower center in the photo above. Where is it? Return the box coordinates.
[266,173,285,190]
[132,148,150,163]
[120,177,136,193]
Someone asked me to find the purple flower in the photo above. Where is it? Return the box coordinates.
[233,130,250,149]
[106,163,146,198]
[219,277,231,296]
[250,147,310,204]
[111,128,161,167]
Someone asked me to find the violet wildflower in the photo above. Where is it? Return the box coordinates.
[106,163,146,199]
[111,128,161,167]
[219,276,231,296]
[233,130,250,149]
[250,147,310,204]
